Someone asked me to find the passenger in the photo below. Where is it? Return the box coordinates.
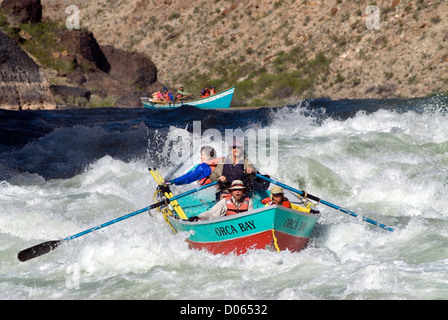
[152,90,163,102]
[175,86,193,101]
[209,85,217,95]
[200,87,210,98]
[189,180,253,221]
[162,87,174,102]
[261,186,292,208]
[163,146,223,186]
[198,146,224,185]
[262,186,320,214]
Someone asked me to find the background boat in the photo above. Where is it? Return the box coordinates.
[141,86,235,109]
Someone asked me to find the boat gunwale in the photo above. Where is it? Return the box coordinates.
[168,204,320,226]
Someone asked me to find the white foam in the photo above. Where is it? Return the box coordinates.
[4,103,448,299]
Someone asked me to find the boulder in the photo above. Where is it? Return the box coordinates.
[0,31,55,110]
[114,92,149,108]
[83,71,130,98]
[50,85,91,101]
[59,31,158,100]
[0,0,42,24]
[66,69,86,85]
[59,29,110,73]
[101,45,157,90]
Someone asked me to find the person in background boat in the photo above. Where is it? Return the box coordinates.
[163,146,223,186]
[162,87,174,102]
[188,180,253,221]
[262,186,320,214]
[200,87,210,98]
[152,90,163,102]
[209,85,217,95]
[175,86,193,101]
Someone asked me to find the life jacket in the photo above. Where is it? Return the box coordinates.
[261,197,313,213]
[201,89,210,98]
[198,157,223,185]
[152,92,163,102]
[224,194,250,216]
[163,91,172,101]
[261,197,292,209]
[209,88,216,95]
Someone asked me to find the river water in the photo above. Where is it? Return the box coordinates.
[1,96,448,300]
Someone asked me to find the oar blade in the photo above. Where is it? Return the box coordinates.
[18,240,62,262]
[17,180,218,262]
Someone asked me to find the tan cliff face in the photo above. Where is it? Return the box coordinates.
[39,0,448,103]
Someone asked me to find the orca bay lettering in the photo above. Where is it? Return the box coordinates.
[283,218,307,232]
[214,220,256,236]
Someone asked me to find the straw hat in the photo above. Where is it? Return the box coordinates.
[270,186,284,199]
[228,180,246,190]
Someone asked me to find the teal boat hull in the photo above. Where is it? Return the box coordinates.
[141,86,235,109]
[168,193,319,255]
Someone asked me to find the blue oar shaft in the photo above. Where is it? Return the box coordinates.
[17,180,218,262]
[64,206,151,241]
[256,174,394,232]
[64,181,218,242]
[171,181,218,199]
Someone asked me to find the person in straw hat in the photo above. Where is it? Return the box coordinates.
[189,180,253,221]
[261,186,320,214]
[261,186,293,208]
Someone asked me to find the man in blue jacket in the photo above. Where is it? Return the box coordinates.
[163,146,221,186]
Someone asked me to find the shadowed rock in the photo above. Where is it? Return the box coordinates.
[0,0,42,24]
[0,31,55,110]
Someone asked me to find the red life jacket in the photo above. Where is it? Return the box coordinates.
[261,197,292,208]
[224,194,250,215]
[199,157,224,185]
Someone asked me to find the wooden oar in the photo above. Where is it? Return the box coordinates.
[18,181,218,262]
[255,174,394,232]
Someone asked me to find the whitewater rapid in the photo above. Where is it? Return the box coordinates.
[2,98,448,300]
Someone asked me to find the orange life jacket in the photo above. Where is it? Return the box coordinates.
[209,88,216,95]
[199,157,224,185]
[261,197,292,208]
[201,90,210,98]
[163,91,172,101]
[224,194,250,216]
